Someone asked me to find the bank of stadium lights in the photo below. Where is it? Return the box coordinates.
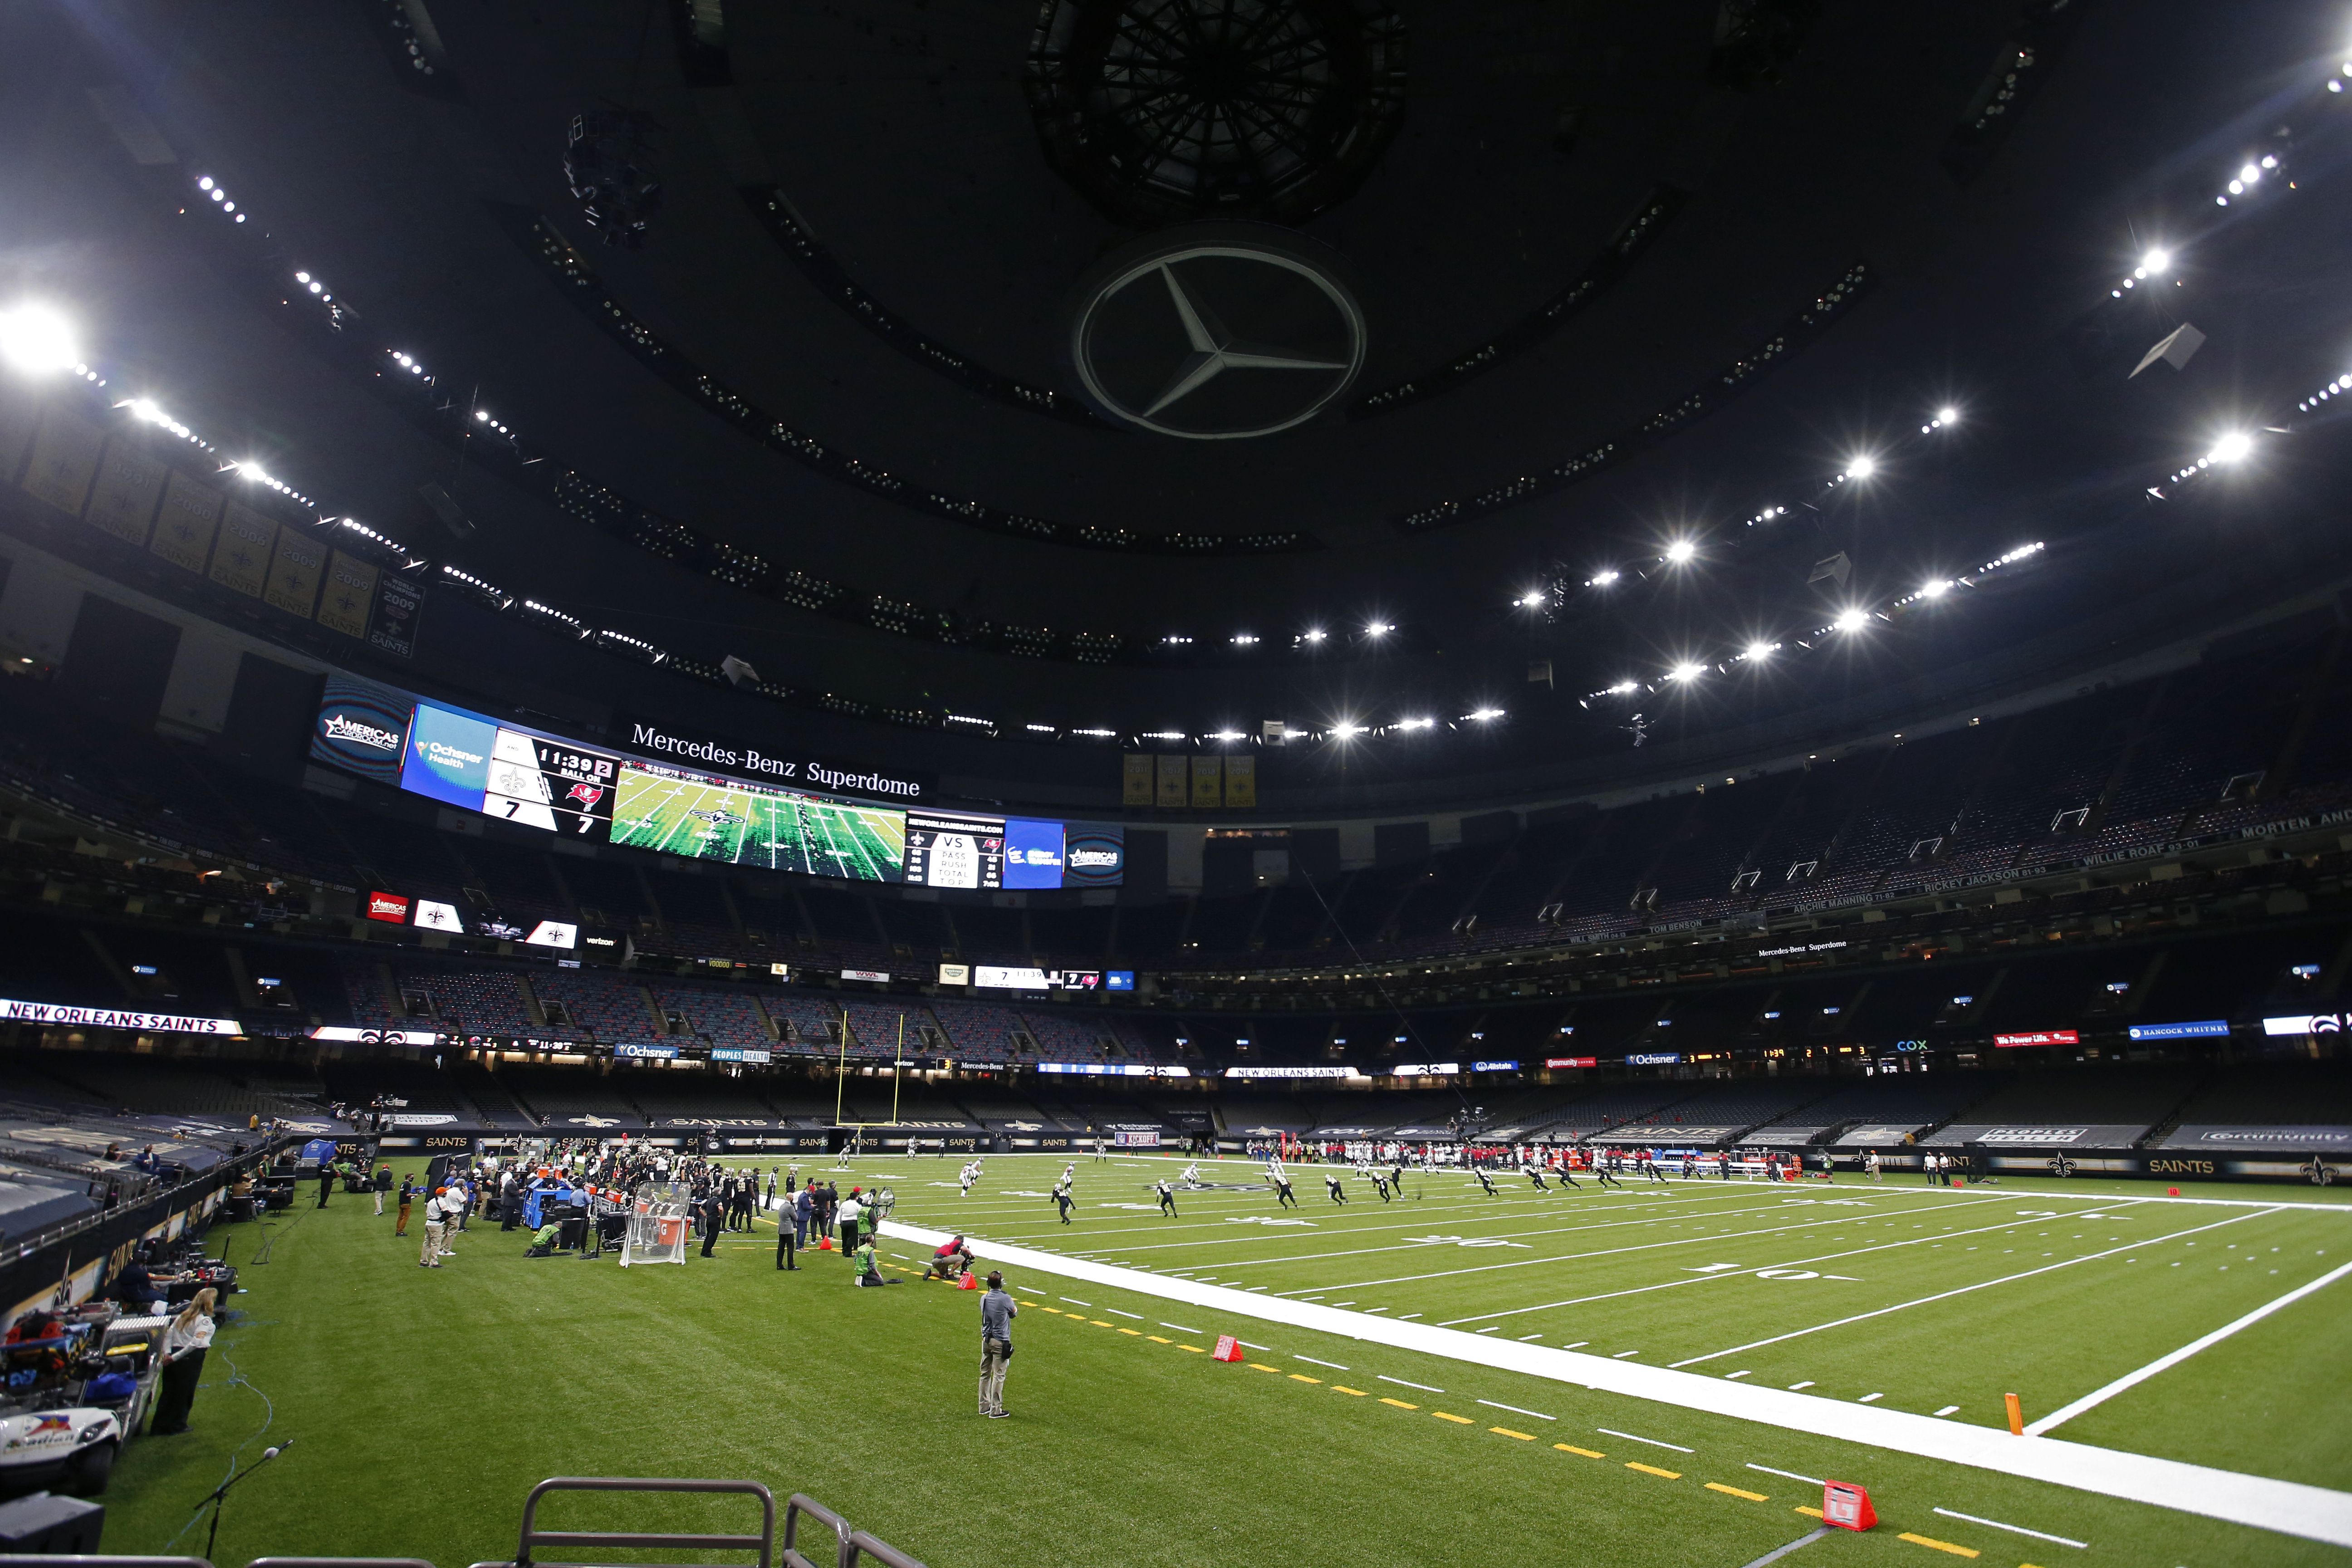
[227,461,314,509]
[521,598,586,635]
[1838,454,1877,482]
[1586,568,1621,587]
[388,350,433,382]
[119,397,210,451]
[1662,539,1697,564]
[1330,720,1367,739]
[2162,432,2257,485]
[473,408,516,437]
[1741,640,1778,662]
[1667,661,1705,683]
[945,714,992,729]
[1465,708,1504,721]
[1920,407,1960,434]
[1210,730,1246,742]
[0,303,85,378]
[1515,590,1545,608]
[194,176,248,225]
[1394,717,1434,731]
[1832,608,1872,633]
[1024,723,1056,735]
[2298,373,2352,412]
[291,271,336,305]
[1363,621,1393,637]
[1230,633,1258,647]
[2215,154,2281,206]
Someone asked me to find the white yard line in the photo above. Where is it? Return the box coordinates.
[2023,1257,2352,1436]
[1668,1210,2270,1369]
[881,1213,2352,1550]
[1931,1507,2087,1548]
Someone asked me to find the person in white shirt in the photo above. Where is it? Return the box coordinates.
[838,1191,865,1254]
[420,1187,454,1267]
[150,1287,217,1435]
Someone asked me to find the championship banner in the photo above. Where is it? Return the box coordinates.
[369,570,423,658]
[150,471,223,573]
[1191,754,1222,808]
[208,501,275,597]
[265,523,328,617]
[1155,754,1187,808]
[18,406,103,515]
[83,438,167,546]
[1122,753,1153,807]
[315,549,378,639]
[1225,753,1256,808]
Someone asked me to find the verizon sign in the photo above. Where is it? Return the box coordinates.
[0,998,240,1034]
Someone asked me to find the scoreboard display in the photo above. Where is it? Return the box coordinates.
[904,810,1006,889]
[485,730,617,837]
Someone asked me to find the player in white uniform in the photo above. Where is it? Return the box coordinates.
[1181,1162,1202,1189]
[959,1161,978,1196]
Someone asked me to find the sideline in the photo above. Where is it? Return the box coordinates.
[879,1215,2352,1549]
[2023,1256,2352,1436]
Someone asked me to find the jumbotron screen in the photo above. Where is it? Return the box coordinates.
[608,761,907,879]
[399,701,617,839]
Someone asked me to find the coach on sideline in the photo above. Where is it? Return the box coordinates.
[979,1270,1016,1418]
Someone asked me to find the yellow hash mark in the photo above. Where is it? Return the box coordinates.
[1433,1411,1475,1424]
[1146,1335,1173,1343]
[1379,1397,1419,1410]
[1176,1344,1206,1352]
[1091,1320,1116,1328]
[1490,1427,1537,1441]
[1247,1363,1281,1372]
[1041,1307,1064,1314]
[1118,1328,1142,1336]
[1289,1373,1321,1383]
[1626,1462,1683,1480]
[1794,1506,1825,1519]
[1331,1386,1367,1396]
[1705,1483,1769,1501]
[1896,1534,1979,1559]
[1555,1445,1606,1459]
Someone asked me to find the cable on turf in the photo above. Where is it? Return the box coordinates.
[159,1334,278,1550]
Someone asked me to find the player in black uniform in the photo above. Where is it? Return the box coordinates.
[1554,1155,1581,1190]
[1271,1169,1298,1208]
[1324,1173,1348,1205]
[1371,1171,1393,1202]
[1596,1152,1624,1189]
[1155,1177,1176,1215]
[1523,1161,1548,1192]
[1052,1179,1074,1224]
[1474,1167,1499,1197]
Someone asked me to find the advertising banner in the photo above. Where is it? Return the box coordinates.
[1545,1056,1598,1069]
[1993,1030,2079,1048]
[1002,817,1067,890]
[1063,823,1126,887]
[310,675,413,784]
[0,997,239,1034]
[2127,1019,2231,1041]
[400,701,499,810]
[365,891,412,924]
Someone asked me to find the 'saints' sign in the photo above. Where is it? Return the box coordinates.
[0,998,240,1034]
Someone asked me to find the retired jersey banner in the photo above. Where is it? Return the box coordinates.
[368,569,423,658]
[19,406,103,515]
[208,501,275,597]
[264,523,327,617]
[150,471,223,573]
[315,549,378,638]
[83,438,167,545]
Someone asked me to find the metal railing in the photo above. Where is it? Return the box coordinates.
[781,1495,852,1568]
[487,1477,776,1568]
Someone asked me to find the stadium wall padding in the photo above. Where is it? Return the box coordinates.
[60,593,179,730]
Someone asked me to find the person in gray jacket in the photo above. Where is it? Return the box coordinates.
[978,1270,1017,1419]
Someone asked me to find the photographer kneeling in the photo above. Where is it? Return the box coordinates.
[852,1238,901,1287]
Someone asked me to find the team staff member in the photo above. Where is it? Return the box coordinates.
[776,1204,799,1269]
[149,1287,217,1436]
[395,1174,415,1237]
[419,1186,454,1267]
[978,1270,1016,1418]
[838,1188,864,1255]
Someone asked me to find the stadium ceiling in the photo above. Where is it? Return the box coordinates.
[5,0,2352,785]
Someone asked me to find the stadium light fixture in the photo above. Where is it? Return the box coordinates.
[1364,622,1392,637]
[2141,249,2171,276]
[2206,431,2254,464]
[1588,568,1620,587]
[1843,454,1876,480]
[1300,627,1327,643]
[1607,680,1639,696]
[1230,632,1257,646]
[1395,717,1434,731]
[0,303,78,375]
[1920,578,1952,599]
[1024,723,1055,734]
[1935,406,1958,426]
[1515,591,1545,608]
[1833,608,1871,633]
[1663,539,1697,564]
[1668,661,1705,682]
[1210,730,1245,742]
[1744,640,1776,661]
[1467,708,1504,721]
[1331,720,1366,739]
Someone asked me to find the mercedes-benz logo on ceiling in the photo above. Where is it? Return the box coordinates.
[1066,228,1367,441]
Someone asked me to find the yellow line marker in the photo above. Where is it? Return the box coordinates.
[1490,1427,1537,1441]
[1555,1445,1606,1459]
[1380,1397,1419,1410]
[1626,1462,1683,1480]
[1794,1506,1825,1519]
[1705,1484,1769,1501]
[1433,1411,1475,1424]
[1176,1344,1206,1353]
[1247,1362,1282,1373]
[1896,1534,1978,1559]
[1289,1373,1321,1383]
[1146,1335,1173,1343]
[1331,1385,1368,1396]
[1042,1306,1065,1314]
[1091,1320,1116,1328]
[1118,1328,1142,1336]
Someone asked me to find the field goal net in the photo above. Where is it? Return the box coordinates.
[620,1180,690,1267]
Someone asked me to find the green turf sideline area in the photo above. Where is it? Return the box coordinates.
[100,1155,2352,1568]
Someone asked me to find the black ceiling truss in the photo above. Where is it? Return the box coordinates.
[1348,185,1689,421]
[1395,261,1874,534]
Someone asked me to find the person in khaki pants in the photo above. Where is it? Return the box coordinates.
[419,1187,450,1268]
[978,1270,1016,1418]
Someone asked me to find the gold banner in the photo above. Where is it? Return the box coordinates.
[150,471,222,573]
[1155,754,1188,809]
[83,438,167,546]
[20,406,104,516]
[264,523,327,617]
[315,549,378,638]
[1224,753,1257,808]
[208,500,275,597]
[1122,753,1154,808]
[1191,754,1222,808]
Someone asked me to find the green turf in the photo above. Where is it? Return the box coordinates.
[609,768,904,877]
[102,1156,2352,1568]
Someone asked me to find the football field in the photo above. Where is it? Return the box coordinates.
[102,1154,2352,1568]
[608,769,905,877]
